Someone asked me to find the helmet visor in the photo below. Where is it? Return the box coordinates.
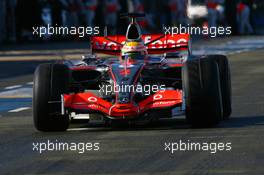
[122,52,145,61]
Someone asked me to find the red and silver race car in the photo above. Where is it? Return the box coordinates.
[33,13,231,131]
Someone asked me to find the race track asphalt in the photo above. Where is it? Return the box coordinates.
[0,42,264,175]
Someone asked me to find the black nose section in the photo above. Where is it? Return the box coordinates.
[110,64,143,104]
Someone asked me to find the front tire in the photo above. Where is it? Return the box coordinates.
[183,57,223,127]
[210,55,232,119]
[33,63,70,131]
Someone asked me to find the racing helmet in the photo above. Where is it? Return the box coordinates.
[121,41,147,61]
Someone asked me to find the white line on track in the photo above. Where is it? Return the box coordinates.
[26,82,33,85]
[0,87,32,98]
[8,107,31,113]
[4,85,22,90]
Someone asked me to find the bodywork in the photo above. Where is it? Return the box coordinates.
[62,18,190,120]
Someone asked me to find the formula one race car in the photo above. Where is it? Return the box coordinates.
[33,13,231,131]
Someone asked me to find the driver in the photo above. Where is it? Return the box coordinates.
[121,41,148,62]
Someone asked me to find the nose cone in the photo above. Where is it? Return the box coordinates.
[109,103,139,117]
[110,63,143,105]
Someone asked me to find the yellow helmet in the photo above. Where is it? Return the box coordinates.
[121,41,147,61]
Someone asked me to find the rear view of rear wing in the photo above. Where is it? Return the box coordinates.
[91,34,190,55]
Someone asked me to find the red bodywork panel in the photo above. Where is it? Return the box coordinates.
[91,34,189,55]
[64,90,182,118]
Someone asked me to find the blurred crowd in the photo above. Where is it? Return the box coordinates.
[207,0,256,34]
[0,0,263,44]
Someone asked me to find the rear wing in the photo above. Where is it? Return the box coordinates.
[91,34,190,55]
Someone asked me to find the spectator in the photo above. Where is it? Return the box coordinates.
[116,0,129,34]
[40,0,52,26]
[127,0,134,13]
[49,0,65,26]
[168,0,178,25]
[176,0,187,25]
[82,0,97,27]
[134,0,146,28]
[104,0,120,34]
[67,0,81,27]
[237,1,253,34]
[60,0,70,27]
[158,0,170,26]
[134,0,144,13]
[206,0,218,28]
[216,0,225,26]
[40,0,53,40]
[133,0,154,32]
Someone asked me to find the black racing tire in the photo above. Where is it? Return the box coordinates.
[33,63,70,132]
[183,57,223,127]
[210,55,232,119]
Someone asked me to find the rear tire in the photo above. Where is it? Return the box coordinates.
[183,57,223,127]
[33,63,70,132]
[210,55,232,119]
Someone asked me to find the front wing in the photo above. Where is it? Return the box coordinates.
[64,90,182,118]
